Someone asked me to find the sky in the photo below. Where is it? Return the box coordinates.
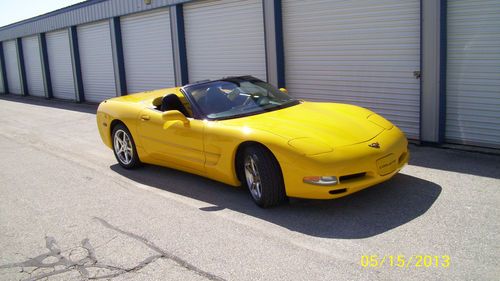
[0,0,84,28]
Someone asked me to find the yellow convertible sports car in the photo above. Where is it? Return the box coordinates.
[97,76,409,207]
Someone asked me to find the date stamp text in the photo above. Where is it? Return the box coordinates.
[360,255,450,268]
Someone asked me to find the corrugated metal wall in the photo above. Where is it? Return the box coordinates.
[184,0,267,82]
[282,0,421,139]
[3,40,22,94]
[22,35,45,97]
[446,0,500,148]
[0,0,191,41]
[77,20,116,102]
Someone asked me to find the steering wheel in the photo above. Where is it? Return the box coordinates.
[242,94,254,106]
[227,88,241,100]
[256,96,270,105]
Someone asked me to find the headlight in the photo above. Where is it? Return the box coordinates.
[303,176,338,186]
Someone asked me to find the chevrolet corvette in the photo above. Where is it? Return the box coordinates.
[97,76,409,207]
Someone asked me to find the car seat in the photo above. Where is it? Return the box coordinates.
[161,94,191,117]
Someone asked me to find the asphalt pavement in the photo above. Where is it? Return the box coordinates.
[0,95,499,281]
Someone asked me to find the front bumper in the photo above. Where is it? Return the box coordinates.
[280,127,409,199]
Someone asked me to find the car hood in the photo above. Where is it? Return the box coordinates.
[222,102,387,152]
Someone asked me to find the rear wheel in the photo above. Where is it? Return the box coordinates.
[242,145,287,208]
[112,124,140,169]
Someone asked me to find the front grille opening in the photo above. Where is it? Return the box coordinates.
[329,188,347,195]
[339,172,366,183]
[398,152,408,164]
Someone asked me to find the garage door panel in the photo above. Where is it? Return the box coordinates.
[285,80,419,92]
[22,36,45,97]
[289,23,419,32]
[184,0,266,82]
[287,42,420,50]
[287,73,418,83]
[447,79,500,88]
[447,112,500,123]
[77,21,116,103]
[3,40,22,94]
[286,28,420,39]
[295,90,420,105]
[121,8,175,94]
[285,79,420,94]
[283,0,421,139]
[446,0,500,147]
[326,99,421,113]
[46,29,75,100]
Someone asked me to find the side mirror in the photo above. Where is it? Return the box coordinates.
[162,110,189,126]
[279,88,288,94]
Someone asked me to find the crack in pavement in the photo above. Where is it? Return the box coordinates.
[94,217,225,281]
[0,217,226,281]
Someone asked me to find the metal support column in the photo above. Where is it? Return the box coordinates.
[263,0,285,88]
[0,43,8,93]
[420,0,446,143]
[69,26,85,102]
[16,38,29,96]
[170,5,189,86]
[110,17,127,96]
[38,33,53,98]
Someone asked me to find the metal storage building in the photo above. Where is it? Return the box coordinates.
[0,0,499,149]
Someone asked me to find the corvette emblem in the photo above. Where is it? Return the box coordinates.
[368,142,380,149]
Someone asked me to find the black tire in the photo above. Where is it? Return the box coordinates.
[241,145,287,208]
[111,123,141,169]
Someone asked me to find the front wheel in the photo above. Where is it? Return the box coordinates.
[242,145,287,208]
[112,124,141,169]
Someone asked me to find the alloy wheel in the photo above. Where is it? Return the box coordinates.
[114,129,133,165]
[244,155,262,201]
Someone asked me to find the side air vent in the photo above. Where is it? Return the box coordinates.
[329,189,347,195]
[339,172,366,183]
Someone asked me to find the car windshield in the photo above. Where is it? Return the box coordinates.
[182,76,299,119]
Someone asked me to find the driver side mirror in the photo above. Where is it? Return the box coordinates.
[162,110,190,127]
[279,88,288,94]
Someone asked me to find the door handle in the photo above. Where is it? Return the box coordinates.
[140,115,150,121]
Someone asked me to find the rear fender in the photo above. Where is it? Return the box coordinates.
[97,101,143,150]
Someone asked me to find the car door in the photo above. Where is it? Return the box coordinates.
[136,108,205,174]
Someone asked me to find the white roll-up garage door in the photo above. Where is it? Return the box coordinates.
[22,36,45,97]
[3,40,22,95]
[184,0,266,83]
[121,8,175,94]
[77,21,116,103]
[46,29,75,100]
[446,0,500,148]
[282,0,421,139]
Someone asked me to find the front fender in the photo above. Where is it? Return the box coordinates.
[203,120,299,187]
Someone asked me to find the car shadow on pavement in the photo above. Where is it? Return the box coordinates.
[0,94,98,114]
[111,164,441,239]
[409,144,500,179]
